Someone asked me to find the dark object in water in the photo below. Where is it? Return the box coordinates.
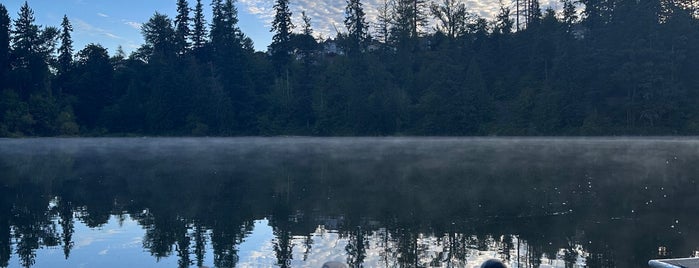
[481,259,507,268]
[649,258,699,268]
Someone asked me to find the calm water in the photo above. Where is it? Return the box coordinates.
[1,137,698,268]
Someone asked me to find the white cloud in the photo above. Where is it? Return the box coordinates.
[74,18,123,40]
[97,12,109,18]
[124,21,143,30]
[239,0,561,39]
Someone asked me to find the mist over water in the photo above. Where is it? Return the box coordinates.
[1,137,699,267]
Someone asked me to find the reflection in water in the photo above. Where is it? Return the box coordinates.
[1,137,699,267]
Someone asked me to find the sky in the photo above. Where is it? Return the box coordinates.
[3,0,559,55]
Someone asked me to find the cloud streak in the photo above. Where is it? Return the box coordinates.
[97,12,109,18]
[124,21,143,30]
[74,18,124,40]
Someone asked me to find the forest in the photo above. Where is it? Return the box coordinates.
[1,0,698,137]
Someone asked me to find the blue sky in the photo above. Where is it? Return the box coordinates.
[4,0,274,54]
[3,0,559,55]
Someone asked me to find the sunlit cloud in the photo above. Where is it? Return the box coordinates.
[97,12,109,18]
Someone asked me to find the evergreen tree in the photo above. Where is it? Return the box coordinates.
[0,4,10,88]
[345,0,368,53]
[10,2,58,97]
[192,0,207,49]
[174,0,191,55]
[495,4,513,35]
[11,1,40,65]
[211,0,243,50]
[57,15,73,76]
[141,12,176,59]
[271,0,293,67]
[561,0,578,32]
[391,0,428,45]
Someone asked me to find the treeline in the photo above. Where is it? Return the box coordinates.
[1,0,699,137]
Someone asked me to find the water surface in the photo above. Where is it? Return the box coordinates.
[1,137,698,267]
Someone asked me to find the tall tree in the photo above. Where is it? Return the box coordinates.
[11,1,40,65]
[57,15,73,76]
[211,0,244,51]
[430,0,469,39]
[375,0,392,44]
[271,0,293,67]
[174,0,191,55]
[0,4,10,88]
[141,12,176,59]
[561,0,578,32]
[494,3,513,35]
[391,0,428,44]
[345,0,369,53]
[192,0,207,49]
[11,2,58,97]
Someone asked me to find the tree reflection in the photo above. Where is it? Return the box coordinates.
[0,139,699,267]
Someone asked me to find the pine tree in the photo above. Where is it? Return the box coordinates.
[142,12,176,58]
[192,0,207,49]
[0,4,10,85]
[562,0,578,32]
[11,1,40,64]
[528,0,542,26]
[271,0,293,67]
[57,15,73,76]
[345,0,368,53]
[211,0,244,52]
[495,3,513,35]
[391,0,427,43]
[174,0,191,54]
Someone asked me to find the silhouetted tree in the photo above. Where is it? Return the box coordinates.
[174,0,191,55]
[192,0,207,50]
[271,0,293,68]
[345,0,369,53]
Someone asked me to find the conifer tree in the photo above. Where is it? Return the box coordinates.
[192,0,207,49]
[57,15,73,76]
[0,4,10,86]
[12,1,40,64]
[271,0,293,67]
[174,0,191,54]
[345,0,368,52]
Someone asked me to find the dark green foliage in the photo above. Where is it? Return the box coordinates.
[344,0,368,53]
[0,4,10,88]
[2,0,699,137]
[191,0,207,50]
[270,0,293,68]
[174,0,191,55]
[57,15,72,76]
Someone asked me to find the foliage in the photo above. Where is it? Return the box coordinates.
[2,0,699,137]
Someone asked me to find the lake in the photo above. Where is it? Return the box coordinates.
[1,137,698,267]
